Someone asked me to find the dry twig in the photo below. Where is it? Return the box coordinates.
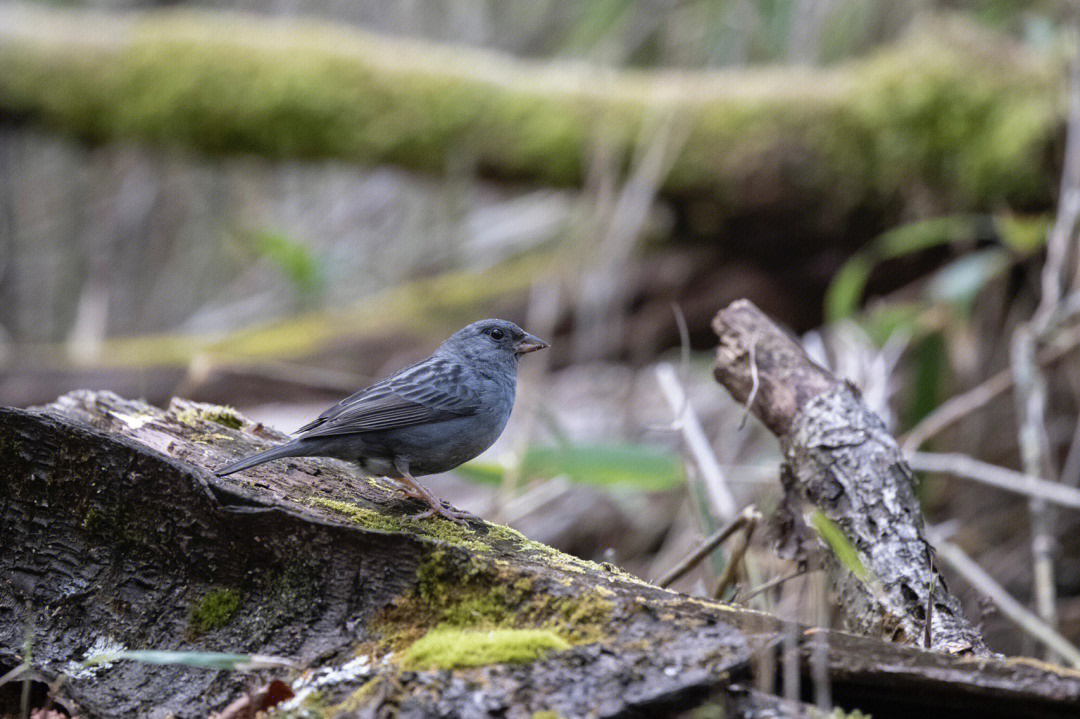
[655,507,756,588]
[656,362,738,521]
[713,508,760,598]
[908,451,1080,510]
[738,567,816,603]
[900,322,1080,453]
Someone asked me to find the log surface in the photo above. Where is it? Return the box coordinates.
[1,389,1078,717]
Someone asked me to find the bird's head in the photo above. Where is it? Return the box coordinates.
[438,319,549,364]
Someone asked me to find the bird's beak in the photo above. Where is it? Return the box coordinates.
[516,333,550,355]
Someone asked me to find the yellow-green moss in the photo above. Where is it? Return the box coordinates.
[309,496,495,552]
[532,712,565,719]
[309,497,408,533]
[330,678,383,714]
[203,405,244,430]
[401,626,568,670]
[173,403,244,431]
[189,587,241,633]
[0,6,1059,218]
[376,549,614,653]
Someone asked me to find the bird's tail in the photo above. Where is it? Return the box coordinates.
[214,443,301,477]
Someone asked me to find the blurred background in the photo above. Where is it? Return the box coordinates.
[2,0,1079,664]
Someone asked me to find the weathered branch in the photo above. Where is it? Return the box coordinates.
[4,389,1080,717]
[712,299,988,655]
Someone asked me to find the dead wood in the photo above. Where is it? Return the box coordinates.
[713,298,989,655]
[2,389,1079,717]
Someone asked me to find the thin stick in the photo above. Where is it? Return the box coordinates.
[0,664,26,688]
[1008,37,1080,663]
[737,341,759,430]
[928,529,1080,668]
[655,508,754,588]
[738,567,815,602]
[901,322,1080,453]
[713,509,759,598]
[1012,327,1060,662]
[925,548,936,650]
[656,362,739,521]
[672,302,691,375]
[908,451,1080,510]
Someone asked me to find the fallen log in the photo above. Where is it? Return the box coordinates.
[1,386,1079,717]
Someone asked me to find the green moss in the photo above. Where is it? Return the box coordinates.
[173,404,244,431]
[189,588,241,633]
[376,549,614,655]
[309,497,407,533]
[310,496,510,554]
[0,6,1059,226]
[82,503,144,550]
[82,507,107,535]
[204,406,243,430]
[401,626,568,670]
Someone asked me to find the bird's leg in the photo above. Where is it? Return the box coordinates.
[392,458,476,524]
[390,480,427,501]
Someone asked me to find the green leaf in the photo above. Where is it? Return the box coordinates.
[809,510,868,582]
[824,254,875,323]
[995,213,1051,254]
[825,215,981,321]
[84,650,296,672]
[906,331,947,429]
[521,443,684,491]
[876,216,976,259]
[456,443,685,492]
[451,461,504,486]
[248,229,324,297]
[925,248,1010,315]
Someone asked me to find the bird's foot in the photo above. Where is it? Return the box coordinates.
[408,501,477,525]
[393,486,428,501]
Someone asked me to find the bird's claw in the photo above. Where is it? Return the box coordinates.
[408,503,477,525]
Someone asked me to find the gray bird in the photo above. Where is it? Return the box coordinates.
[215,319,548,522]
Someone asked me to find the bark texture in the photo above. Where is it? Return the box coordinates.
[713,299,988,654]
[2,389,1079,717]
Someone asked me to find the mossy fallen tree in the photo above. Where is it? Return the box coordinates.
[3,390,1080,718]
[0,3,1062,236]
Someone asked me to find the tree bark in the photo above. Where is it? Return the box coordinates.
[2,389,1078,717]
[713,298,988,654]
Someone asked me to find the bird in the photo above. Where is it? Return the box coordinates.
[214,319,549,522]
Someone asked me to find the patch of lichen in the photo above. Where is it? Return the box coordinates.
[400,625,569,671]
[188,587,241,633]
[532,712,565,719]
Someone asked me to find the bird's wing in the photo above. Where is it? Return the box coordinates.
[294,357,481,439]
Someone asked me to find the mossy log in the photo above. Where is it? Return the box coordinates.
[3,391,1080,717]
[0,3,1063,239]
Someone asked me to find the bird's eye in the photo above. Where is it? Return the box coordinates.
[489,328,505,340]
